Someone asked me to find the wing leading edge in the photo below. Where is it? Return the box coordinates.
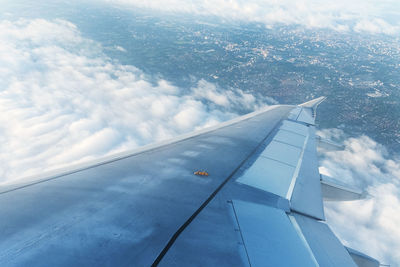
[0,98,380,266]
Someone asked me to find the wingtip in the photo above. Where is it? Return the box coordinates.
[299,96,326,108]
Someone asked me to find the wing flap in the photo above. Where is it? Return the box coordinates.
[230,200,316,267]
[320,175,366,201]
[317,136,345,151]
[346,247,380,267]
[293,213,357,267]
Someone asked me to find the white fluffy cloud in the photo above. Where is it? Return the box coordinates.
[0,18,268,182]
[354,18,400,35]
[319,129,400,264]
[107,0,400,35]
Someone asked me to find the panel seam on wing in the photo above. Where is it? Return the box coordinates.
[288,215,320,267]
[286,134,310,199]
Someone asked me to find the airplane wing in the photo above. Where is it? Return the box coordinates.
[0,97,380,266]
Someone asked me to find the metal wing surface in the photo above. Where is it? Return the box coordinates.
[0,98,379,266]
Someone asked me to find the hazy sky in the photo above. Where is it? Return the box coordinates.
[109,0,400,34]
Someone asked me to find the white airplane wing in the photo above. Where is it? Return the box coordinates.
[0,97,380,266]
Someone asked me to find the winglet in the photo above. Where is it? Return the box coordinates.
[298,96,326,120]
[299,96,326,109]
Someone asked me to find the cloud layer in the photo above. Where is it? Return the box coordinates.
[0,18,267,182]
[107,0,400,35]
[319,129,400,264]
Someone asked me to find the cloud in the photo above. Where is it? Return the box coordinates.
[319,129,400,264]
[354,18,400,35]
[192,79,273,109]
[106,0,400,35]
[0,18,271,182]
